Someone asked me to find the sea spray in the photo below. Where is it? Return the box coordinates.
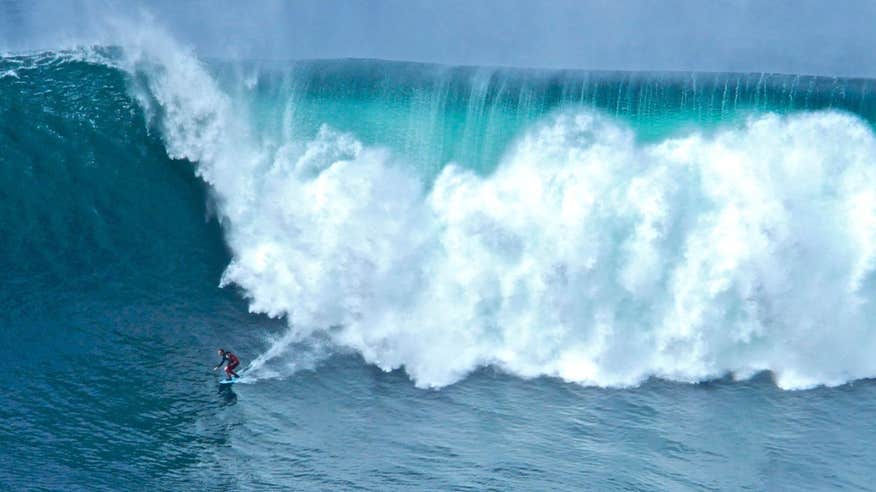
[97,28,876,389]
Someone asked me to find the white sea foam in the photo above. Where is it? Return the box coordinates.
[116,27,876,389]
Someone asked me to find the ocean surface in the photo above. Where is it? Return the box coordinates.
[3,35,876,491]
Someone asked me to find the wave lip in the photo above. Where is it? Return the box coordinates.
[79,25,876,389]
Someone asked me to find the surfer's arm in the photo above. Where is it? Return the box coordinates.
[213,359,225,370]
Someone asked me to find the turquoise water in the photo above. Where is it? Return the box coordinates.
[222,59,876,176]
[4,49,876,490]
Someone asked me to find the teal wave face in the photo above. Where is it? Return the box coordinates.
[223,59,876,176]
[0,55,228,309]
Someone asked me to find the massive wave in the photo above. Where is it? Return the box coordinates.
[5,27,876,389]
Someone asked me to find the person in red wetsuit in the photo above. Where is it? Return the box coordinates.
[214,349,240,380]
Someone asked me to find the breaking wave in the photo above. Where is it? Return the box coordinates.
[12,25,876,389]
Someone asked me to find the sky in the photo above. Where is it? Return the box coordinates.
[1,0,875,77]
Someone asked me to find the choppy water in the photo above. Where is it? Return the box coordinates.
[4,31,876,490]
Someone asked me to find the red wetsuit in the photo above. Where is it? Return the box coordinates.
[223,352,240,377]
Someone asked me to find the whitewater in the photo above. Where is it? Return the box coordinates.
[88,29,876,391]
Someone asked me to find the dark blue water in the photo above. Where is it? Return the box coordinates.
[3,52,876,490]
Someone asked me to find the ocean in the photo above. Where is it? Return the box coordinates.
[3,33,876,490]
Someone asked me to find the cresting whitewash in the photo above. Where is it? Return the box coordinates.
[109,27,876,390]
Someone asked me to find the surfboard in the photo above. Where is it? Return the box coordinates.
[219,377,239,385]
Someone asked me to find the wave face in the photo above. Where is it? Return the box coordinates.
[0,52,228,311]
[221,59,876,176]
[6,34,876,390]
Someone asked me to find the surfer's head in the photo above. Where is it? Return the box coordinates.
[217,348,225,357]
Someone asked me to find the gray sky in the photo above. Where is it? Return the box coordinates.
[2,0,875,77]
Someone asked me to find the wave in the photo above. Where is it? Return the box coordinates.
[6,26,876,390]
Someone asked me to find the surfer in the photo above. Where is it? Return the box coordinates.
[214,348,240,380]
